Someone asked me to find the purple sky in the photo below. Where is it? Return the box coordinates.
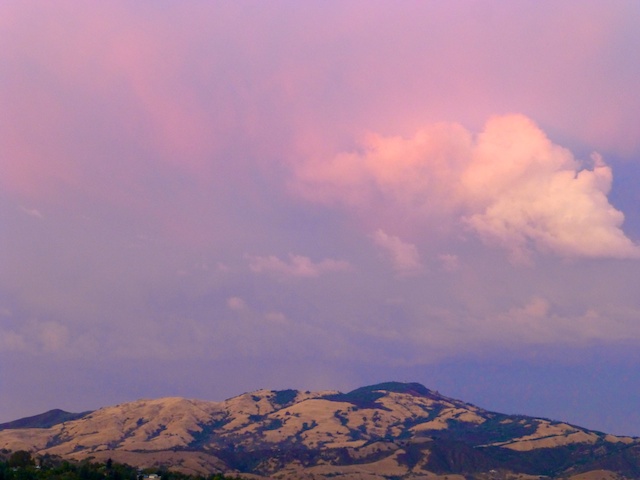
[2,1,640,435]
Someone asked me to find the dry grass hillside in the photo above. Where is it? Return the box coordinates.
[0,382,638,479]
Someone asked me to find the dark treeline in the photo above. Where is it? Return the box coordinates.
[0,451,241,480]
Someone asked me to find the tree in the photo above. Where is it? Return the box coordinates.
[7,451,34,469]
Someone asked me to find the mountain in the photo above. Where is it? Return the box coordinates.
[0,409,91,431]
[0,382,639,479]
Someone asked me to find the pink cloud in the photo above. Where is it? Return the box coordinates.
[370,229,423,276]
[0,2,225,214]
[247,253,351,278]
[463,116,639,262]
[483,297,640,347]
[295,114,640,262]
[2,2,639,204]
[293,123,471,212]
[227,297,248,311]
[438,254,460,272]
[2,2,639,241]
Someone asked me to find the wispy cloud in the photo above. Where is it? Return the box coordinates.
[264,312,288,324]
[370,229,423,276]
[437,254,460,272]
[0,330,27,352]
[227,297,248,311]
[19,206,43,218]
[247,253,351,278]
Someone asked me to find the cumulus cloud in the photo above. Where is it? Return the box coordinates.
[247,253,351,278]
[295,114,640,262]
[294,122,472,215]
[462,117,640,263]
[370,229,423,276]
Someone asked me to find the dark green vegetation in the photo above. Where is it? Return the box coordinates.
[0,451,239,480]
[398,439,640,478]
[270,390,297,407]
[189,435,640,478]
[323,382,455,410]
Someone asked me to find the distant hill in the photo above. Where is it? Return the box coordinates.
[0,409,91,430]
[0,382,638,479]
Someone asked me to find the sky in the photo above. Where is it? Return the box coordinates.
[2,1,640,436]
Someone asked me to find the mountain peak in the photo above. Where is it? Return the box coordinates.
[321,381,442,410]
[0,383,638,479]
[352,381,436,396]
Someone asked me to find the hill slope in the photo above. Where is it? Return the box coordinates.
[0,382,638,479]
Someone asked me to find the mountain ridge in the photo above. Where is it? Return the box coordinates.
[0,382,638,479]
[0,409,92,431]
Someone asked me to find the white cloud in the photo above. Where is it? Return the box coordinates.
[247,253,351,278]
[370,229,423,276]
[462,118,640,263]
[295,114,640,262]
